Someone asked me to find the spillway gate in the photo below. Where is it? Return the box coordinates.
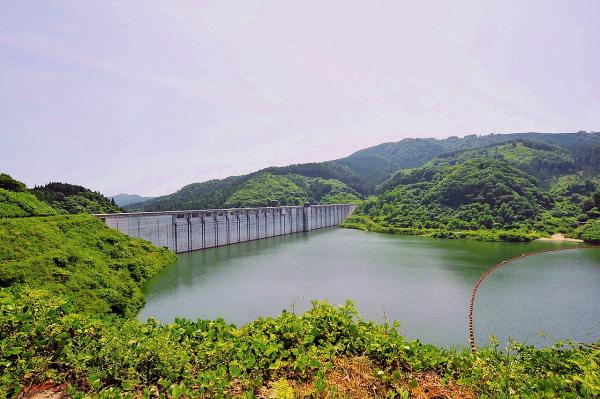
[96,204,357,253]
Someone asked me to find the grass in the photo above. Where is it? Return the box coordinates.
[0,188,57,218]
[0,214,175,317]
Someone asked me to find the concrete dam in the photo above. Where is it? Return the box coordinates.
[96,204,357,253]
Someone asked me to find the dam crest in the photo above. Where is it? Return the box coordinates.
[96,204,357,253]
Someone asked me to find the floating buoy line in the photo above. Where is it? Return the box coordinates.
[468,245,599,352]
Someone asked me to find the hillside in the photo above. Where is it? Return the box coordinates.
[110,193,155,207]
[0,189,58,218]
[0,174,58,218]
[223,174,361,208]
[129,172,361,211]
[31,182,122,214]
[0,178,175,316]
[0,214,175,316]
[342,131,600,191]
[344,157,600,242]
[421,140,576,184]
[131,132,600,211]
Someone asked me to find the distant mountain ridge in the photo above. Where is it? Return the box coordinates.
[341,131,600,188]
[110,194,155,207]
[128,131,600,211]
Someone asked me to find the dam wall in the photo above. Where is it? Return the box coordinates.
[96,204,357,253]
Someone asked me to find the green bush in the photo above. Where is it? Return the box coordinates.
[0,188,57,218]
[1,292,598,398]
[0,214,175,316]
[578,219,600,243]
[0,173,28,192]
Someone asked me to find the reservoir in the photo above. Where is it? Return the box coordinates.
[139,228,600,347]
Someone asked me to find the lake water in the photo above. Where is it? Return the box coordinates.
[139,228,600,347]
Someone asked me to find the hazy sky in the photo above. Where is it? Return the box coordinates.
[1,1,599,196]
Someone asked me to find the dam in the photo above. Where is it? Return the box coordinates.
[96,203,356,253]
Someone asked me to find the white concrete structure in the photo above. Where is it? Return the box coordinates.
[96,204,356,253]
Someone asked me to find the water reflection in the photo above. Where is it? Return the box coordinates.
[139,228,600,347]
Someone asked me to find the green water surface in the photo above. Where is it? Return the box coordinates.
[139,228,600,347]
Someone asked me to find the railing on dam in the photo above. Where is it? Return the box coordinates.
[95,204,357,253]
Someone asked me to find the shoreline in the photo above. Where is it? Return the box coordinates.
[536,233,584,243]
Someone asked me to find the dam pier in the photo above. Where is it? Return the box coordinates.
[96,203,356,253]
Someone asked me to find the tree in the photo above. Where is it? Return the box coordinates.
[0,173,27,192]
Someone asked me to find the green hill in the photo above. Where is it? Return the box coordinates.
[345,158,600,242]
[31,182,122,214]
[421,140,576,184]
[0,175,175,316]
[131,172,361,211]
[0,214,175,317]
[223,174,361,208]
[0,174,58,218]
[342,131,600,191]
[110,193,155,207]
[132,132,600,211]
[0,189,58,218]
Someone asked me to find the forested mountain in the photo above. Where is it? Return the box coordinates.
[342,131,600,191]
[223,173,361,208]
[31,182,122,214]
[131,131,600,211]
[344,153,600,242]
[110,193,155,207]
[131,172,361,211]
[578,143,600,177]
[379,140,576,191]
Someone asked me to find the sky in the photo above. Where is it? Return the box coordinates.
[1,1,599,196]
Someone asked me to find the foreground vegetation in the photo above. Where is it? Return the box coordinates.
[1,175,599,398]
[1,292,598,398]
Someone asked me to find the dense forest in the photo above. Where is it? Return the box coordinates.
[131,172,361,211]
[421,140,576,185]
[31,182,122,214]
[0,173,121,215]
[130,131,600,211]
[344,140,600,242]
